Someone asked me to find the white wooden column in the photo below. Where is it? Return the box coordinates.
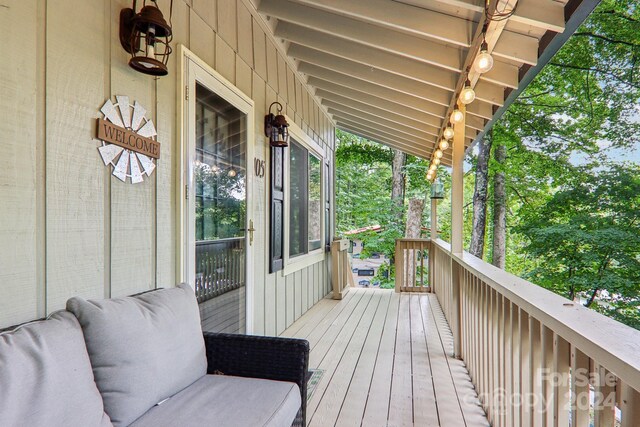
[450,103,465,357]
[430,198,438,240]
[451,103,465,255]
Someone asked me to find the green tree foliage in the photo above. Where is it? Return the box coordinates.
[516,165,640,327]
[475,0,640,328]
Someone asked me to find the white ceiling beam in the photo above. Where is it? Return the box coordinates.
[425,0,565,33]
[274,19,462,72]
[333,113,439,147]
[282,0,542,63]
[336,123,437,160]
[284,0,472,47]
[296,44,458,103]
[327,106,438,141]
[287,40,457,94]
[288,39,517,93]
[474,81,505,106]
[300,65,454,118]
[326,99,478,142]
[318,97,437,137]
[309,78,442,128]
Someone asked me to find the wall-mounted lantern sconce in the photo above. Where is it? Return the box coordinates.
[265,102,289,147]
[120,0,173,76]
[431,180,445,199]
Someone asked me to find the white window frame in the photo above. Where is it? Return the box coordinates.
[281,119,325,276]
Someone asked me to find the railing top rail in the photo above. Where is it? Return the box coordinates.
[397,238,432,243]
[432,238,640,392]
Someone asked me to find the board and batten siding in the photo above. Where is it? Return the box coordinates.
[0,0,335,333]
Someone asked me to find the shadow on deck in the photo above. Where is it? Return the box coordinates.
[282,288,489,427]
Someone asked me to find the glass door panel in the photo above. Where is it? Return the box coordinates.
[193,83,247,334]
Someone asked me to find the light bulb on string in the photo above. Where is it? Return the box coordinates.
[474,41,494,74]
[451,108,464,124]
[460,79,476,105]
[435,149,443,159]
[439,139,449,150]
[443,123,454,140]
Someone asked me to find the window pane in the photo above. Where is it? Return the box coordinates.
[289,141,308,257]
[308,154,321,251]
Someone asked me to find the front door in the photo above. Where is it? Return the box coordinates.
[184,55,254,334]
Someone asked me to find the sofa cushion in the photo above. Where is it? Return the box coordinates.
[0,311,112,427]
[67,284,207,427]
[129,375,301,427]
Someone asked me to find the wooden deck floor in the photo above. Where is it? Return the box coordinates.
[282,288,490,427]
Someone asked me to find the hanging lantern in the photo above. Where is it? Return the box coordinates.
[265,102,290,147]
[120,0,173,76]
[431,179,445,199]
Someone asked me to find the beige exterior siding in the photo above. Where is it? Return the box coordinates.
[0,0,334,331]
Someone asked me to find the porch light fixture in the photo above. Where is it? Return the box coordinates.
[265,102,289,147]
[434,149,443,159]
[451,108,464,124]
[431,179,445,199]
[120,0,173,76]
[460,79,476,105]
[443,123,454,140]
[439,139,449,151]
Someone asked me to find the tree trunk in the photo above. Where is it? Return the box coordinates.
[391,149,406,223]
[404,198,426,288]
[469,134,492,259]
[492,139,507,269]
[405,198,425,238]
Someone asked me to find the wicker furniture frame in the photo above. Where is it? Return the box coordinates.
[204,332,310,427]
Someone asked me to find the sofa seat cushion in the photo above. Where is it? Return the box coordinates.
[130,375,301,427]
[0,311,112,427]
[67,284,207,427]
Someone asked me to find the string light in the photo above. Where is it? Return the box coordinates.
[451,107,464,124]
[429,163,437,172]
[443,123,454,140]
[474,40,494,73]
[439,139,449,150]
[434,157,441,166]
[460,79,476,105]
[435,149,443,159]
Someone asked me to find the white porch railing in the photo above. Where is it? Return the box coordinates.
[429,238,640,427]
[331,238,353,299]
[394,238,430,293]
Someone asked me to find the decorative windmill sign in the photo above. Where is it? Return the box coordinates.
[96,96,160,183]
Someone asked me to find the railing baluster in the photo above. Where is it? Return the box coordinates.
[552,334,570,426]
[542,325,554,426]
[521,312,532,427]
[504,298,513,427]
[571,346,590,427]
[512,304,521,427]
[621,381,640,427]
[594,364,616,427]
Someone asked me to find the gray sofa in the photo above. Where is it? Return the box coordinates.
[0,284,309,427]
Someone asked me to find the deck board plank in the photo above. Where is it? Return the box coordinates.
[388,293,414,426]
[334,291,392,427]
[281,288,490,427]
[309,292,383,426]
[361,290,401,426]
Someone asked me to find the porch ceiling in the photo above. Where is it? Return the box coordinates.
[254,0,598,165]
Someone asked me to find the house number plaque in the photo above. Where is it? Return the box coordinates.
[254,158,265,178]
[96,96,160,184]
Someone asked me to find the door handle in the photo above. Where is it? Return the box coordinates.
[247,220,255,246]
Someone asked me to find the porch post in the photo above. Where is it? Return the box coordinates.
[430,198,438,240]
[450,103,465,358]
[451,104,464,255]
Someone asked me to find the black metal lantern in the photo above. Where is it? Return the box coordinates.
[120,0,173,76]
[431,179,444,199]
[265,102,289,147]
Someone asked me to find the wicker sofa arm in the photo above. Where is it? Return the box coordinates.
[203,332,309,426]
